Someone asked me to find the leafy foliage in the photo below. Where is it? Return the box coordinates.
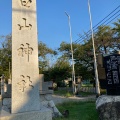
[38,41,56,73]
[94,26,113,53]
[113,19,120,37]
[38,41,56,58]
[44,57,71,82]
[58,19,120,81]
[58,41,94,80]
[0,19,120,83]
[0,34,12,79]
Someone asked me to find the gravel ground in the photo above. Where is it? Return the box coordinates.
[0,95,96,112]
[52,95,96,105]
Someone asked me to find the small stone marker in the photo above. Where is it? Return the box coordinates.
[12,0,40,113]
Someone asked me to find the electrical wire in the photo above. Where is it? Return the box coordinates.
[74,5,120,44]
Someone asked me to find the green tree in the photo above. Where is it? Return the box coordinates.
[113,19,120,37]
[0,35,56,79]
[44,56,71,82]
[58,41,94,80]
[38,41,56,73]
[112,19,120,51]
[94,25,114,54]
[0,34,12,79]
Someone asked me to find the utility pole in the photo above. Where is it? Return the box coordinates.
[65,12,76,94]
[88,0,100,97]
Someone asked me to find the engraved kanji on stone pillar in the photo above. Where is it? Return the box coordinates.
[18,18,32,30]
[17,43,33,62]
[12,0,40,114]
[20,0,32,7]
[17,75,34,92]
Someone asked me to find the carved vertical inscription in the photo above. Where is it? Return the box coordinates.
[18,43,33,62]
[12,0,40,113]
[17,75,34,92]
[20,0,32,7]
[104,55,120,86]
[18,18,32,30]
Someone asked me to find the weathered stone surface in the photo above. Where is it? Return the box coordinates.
[40,82,48,91]
[2,98,11,112]
[40,95,45,102]
[40,94,52,102]
[96,95,120,120]
[2,106,10,113]
[41,100,62,117]
[48,81,53,89]
[0,107,52,120]
[3,98,11,109]
[45,94,53,101]
[12,0,40,113]
[41,101,49,108]
[48,100,55,107]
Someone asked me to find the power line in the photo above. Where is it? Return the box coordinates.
[75,12,120,44]
[93,5,120,29]
[77,12,120,45]
[76,13,120,52]
[74,5,120,44]
[75,5,120,43]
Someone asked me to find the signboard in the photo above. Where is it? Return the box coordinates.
[104,54,120,88]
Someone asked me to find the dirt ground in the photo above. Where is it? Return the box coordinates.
[52,95,96,104]
[0,95,96,112]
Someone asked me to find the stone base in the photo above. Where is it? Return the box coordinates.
[40,93,62,117]
[96,95,120,120]
[0,107,52,120]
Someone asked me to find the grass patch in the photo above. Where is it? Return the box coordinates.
[54,101,98,120]
[78,91,95,97]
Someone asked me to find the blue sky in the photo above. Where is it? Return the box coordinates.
[0,0,120,50]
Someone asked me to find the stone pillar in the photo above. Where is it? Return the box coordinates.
[96,95,120,120]
[12,0,40,113]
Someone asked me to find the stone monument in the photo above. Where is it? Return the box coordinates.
[104,54,120,95]
[96,54,120,120]
[96,95,120,120]
[12,0,40,113]
[0,0,52,119]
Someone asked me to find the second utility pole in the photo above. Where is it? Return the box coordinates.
[88,0,100,97]
[65,11,76,95]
